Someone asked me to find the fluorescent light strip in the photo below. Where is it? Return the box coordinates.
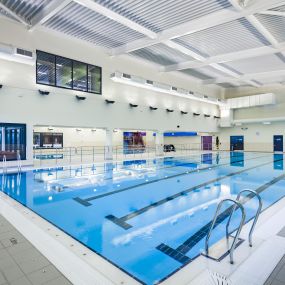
[110,72,225,106]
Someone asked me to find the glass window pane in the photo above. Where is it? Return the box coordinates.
[36,51,55,86]
[73,61,87,91]
[56,56,72,89]
[88,65,101,94]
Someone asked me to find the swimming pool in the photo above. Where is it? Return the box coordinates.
[1,151,285,284]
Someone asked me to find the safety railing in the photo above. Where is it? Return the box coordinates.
[205,199,246,264]
[226,189,262,247]
[32,143,222,168]
[2,155,7,174]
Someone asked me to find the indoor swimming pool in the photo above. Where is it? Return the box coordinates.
[1,152,285,285]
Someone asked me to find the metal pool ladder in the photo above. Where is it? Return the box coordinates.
[205,198,246,264]
[226,189,262,247]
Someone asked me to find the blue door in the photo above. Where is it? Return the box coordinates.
[274,135,283,152]
[230,136,244,151]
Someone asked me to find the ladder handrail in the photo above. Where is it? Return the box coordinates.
[205,198,245,264]
[226,189,262,247]
[17,152,22,173]
[2,155,7,174]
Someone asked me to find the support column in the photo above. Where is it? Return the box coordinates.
[155,131,164,156]
[105,129,113,160]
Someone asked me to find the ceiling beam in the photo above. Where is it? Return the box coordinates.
[29,0,73,31]
[164,37,260,87]
[0,2,29,27]
[202,69,285,84]
[258,10,285,17]
[111,0,285,55]
[74,0,157,39]
[162,44,284,72]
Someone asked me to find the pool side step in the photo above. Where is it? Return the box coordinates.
[156,243,191,264]
[73,197,92,207]
[105,215,132,230]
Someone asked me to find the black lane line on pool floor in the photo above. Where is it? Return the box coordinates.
[72,153,226,205]
[104,157,280,230]
[157,170,285,265]
[73,153,269,207]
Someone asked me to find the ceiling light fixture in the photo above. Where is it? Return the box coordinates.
[129,103,138,108]
[38,90,49,95]
[110,72,225,106]
[166,109,174,113]
[214,116,221,119]
[193,113,200,116]
[105,99,115,104]
[149,106,158,110]
[181,111,188,115]
[204,114,211,118]
[76,95,86,101]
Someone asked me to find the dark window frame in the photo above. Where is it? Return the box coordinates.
[36,50,102,95]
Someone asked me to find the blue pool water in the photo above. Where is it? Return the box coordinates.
[1,152,285,284]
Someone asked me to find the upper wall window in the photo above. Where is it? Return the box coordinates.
[36,50,102,94]
[88,65,101,94]
[73,61,87,92]
[56,56,72,89]
[37,51,55,86]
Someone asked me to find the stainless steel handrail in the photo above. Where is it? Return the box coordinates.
[17,152,22,173]
[205,198,246,264]
[226,189,262,247]
[2,155,7,174]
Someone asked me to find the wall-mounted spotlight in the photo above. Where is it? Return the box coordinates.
[48,127,54,131]
[105,99,115,104]
[91,129,97,132]
[181,111,188,115]
[204,114,211,118]
[38,90,50,95]
[166,109,174,112]
[193,112,200,116]
[76,128,82,132]
[129,103,138,108]
[149,106,158,110]
[76,95,86,101]
[214,116,221,119]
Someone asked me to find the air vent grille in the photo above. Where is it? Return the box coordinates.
[16,48,33,58]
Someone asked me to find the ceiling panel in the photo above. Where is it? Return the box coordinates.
[255,14,285,43]
[0,0,50,22]
[94,0,232,33]
[130,44,194,66]
[225,54,285,74]
[44,2,145,49]
[173,17,271,57]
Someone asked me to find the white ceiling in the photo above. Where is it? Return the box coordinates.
[1,0,285,89]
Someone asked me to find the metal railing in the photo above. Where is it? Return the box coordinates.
[33,143,215,168]
[2,155,7,174]
[226,189,262,247]
[205,199,246,264]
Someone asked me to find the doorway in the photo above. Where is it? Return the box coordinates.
[230,136,244,151]
[273,135,283,152]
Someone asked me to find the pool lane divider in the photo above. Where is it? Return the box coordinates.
[73,153,269,207]
[157,169,285,265]
[104,156,281,230]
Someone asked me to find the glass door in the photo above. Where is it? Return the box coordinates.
[0,123,26,161]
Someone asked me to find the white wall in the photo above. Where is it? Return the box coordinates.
[33,127,155,147]
[164,136,201,146]
[218,121,285,152]
[0,18,222,165]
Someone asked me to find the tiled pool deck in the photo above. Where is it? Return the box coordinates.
[0,215,71,285]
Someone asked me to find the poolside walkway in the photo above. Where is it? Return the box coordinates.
[0,214,72,285]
